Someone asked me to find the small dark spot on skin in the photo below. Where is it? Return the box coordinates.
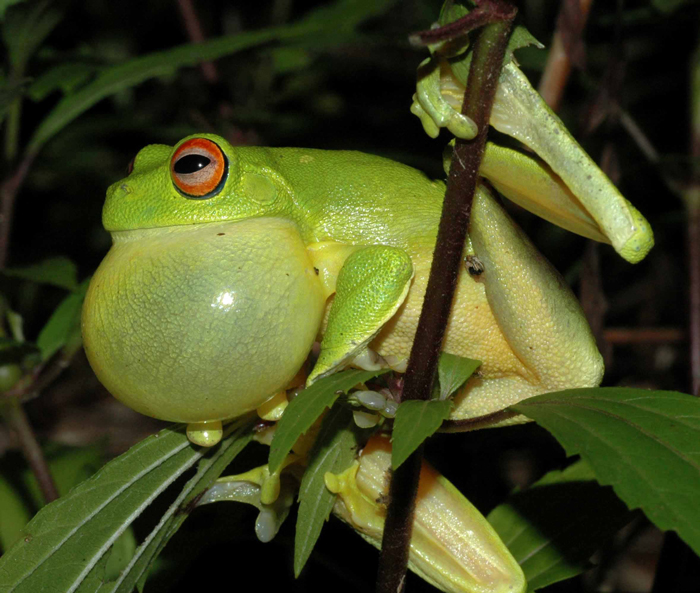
[314,267,320,275]
[217,233,225,236]
[465,255,484,276]
[24,535,32,543]
[586,175,592,180]
[285,273,289,277]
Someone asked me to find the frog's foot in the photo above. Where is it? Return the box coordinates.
[487,62,653,263]
[419,54,653,264]
[411,58,477,140]
[199,461,298,542]
[186,420,223,447]
[256,390,288,422]
[308,246,413,384]
[347,388,399,428]
[350,348,407,374]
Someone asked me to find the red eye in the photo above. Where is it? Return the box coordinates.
[170,138,228,199]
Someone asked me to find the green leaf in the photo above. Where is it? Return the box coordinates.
[488,459,632,591]
[0,444,105,553]
[103,528,137,583]
[0,420,252,593]
[0,0,26,22]
[0,337,38,365]
[294,406,360,577]
[268,369,388,474]
[3,256,78,290]
[23,444,104,509]
[509,24,544,54]
[652,0,695,13]
[6,307,23,342]
[0,77,29,125]
[0,473,32,553]
[437,352,480,399]
[27,0,397,154]
[2,1,62,73]
[511,387,700,558]
[27,62,98,102]
[391,399,452,470]
[36,279,88,361]
[108,421,253,593]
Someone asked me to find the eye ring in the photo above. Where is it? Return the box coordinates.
[170,138,228,199]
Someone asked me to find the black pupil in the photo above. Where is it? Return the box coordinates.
[174,154,211,174]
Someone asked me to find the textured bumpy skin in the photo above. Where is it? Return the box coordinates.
[82,218,324,422]
[84,132,608,430]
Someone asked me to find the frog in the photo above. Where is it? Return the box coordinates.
[82,126,652,447]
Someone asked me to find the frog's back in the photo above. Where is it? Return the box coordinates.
[240,147,445,251]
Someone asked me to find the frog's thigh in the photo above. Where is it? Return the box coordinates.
[308,246,414,384]
[371,253,525,377]
[451,186,604,421]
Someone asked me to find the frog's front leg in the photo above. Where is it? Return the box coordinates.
[307,246,414,384]
[411,58,478,140]
[449,186,604,425]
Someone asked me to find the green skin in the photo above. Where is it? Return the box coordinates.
[82,122,652,446]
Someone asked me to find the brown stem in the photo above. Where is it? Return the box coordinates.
[176,0,218,83]
[538,0,594,111]
[375,12,515,593]
[4,397,59,503]
[0,151,36,269]
[604,327,685,344]
[688,202,700,396]
[409,1,516,47]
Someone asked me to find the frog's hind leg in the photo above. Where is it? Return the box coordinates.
[307,246,414,384]
[449,186,604,427]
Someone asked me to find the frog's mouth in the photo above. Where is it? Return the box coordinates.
[109,217,293,244]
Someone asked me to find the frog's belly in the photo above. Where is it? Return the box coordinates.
[370,254,527,379]
[82,218,325,423]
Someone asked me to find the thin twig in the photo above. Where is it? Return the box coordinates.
[176,0,218,83]
[538,0,594,110]
[376,9,515,593]
[688,201,700,396]
[0,151,36,269]
[3,397,59,503]
[408,0,516,47]
[687,32,700,396]
[604,327,685,344]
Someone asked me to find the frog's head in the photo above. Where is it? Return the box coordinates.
[104,133,288,231]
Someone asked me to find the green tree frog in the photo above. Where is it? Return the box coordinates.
[82,128,651,446]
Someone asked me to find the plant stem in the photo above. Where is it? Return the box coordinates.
[375,13,514,593]
[4,98,22,164]
[688,200,700,396]
[538,0,594,111]
[0,150,35,269]
[688,27,700,397]
[176,0,218,83]
[3,397,59,503]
